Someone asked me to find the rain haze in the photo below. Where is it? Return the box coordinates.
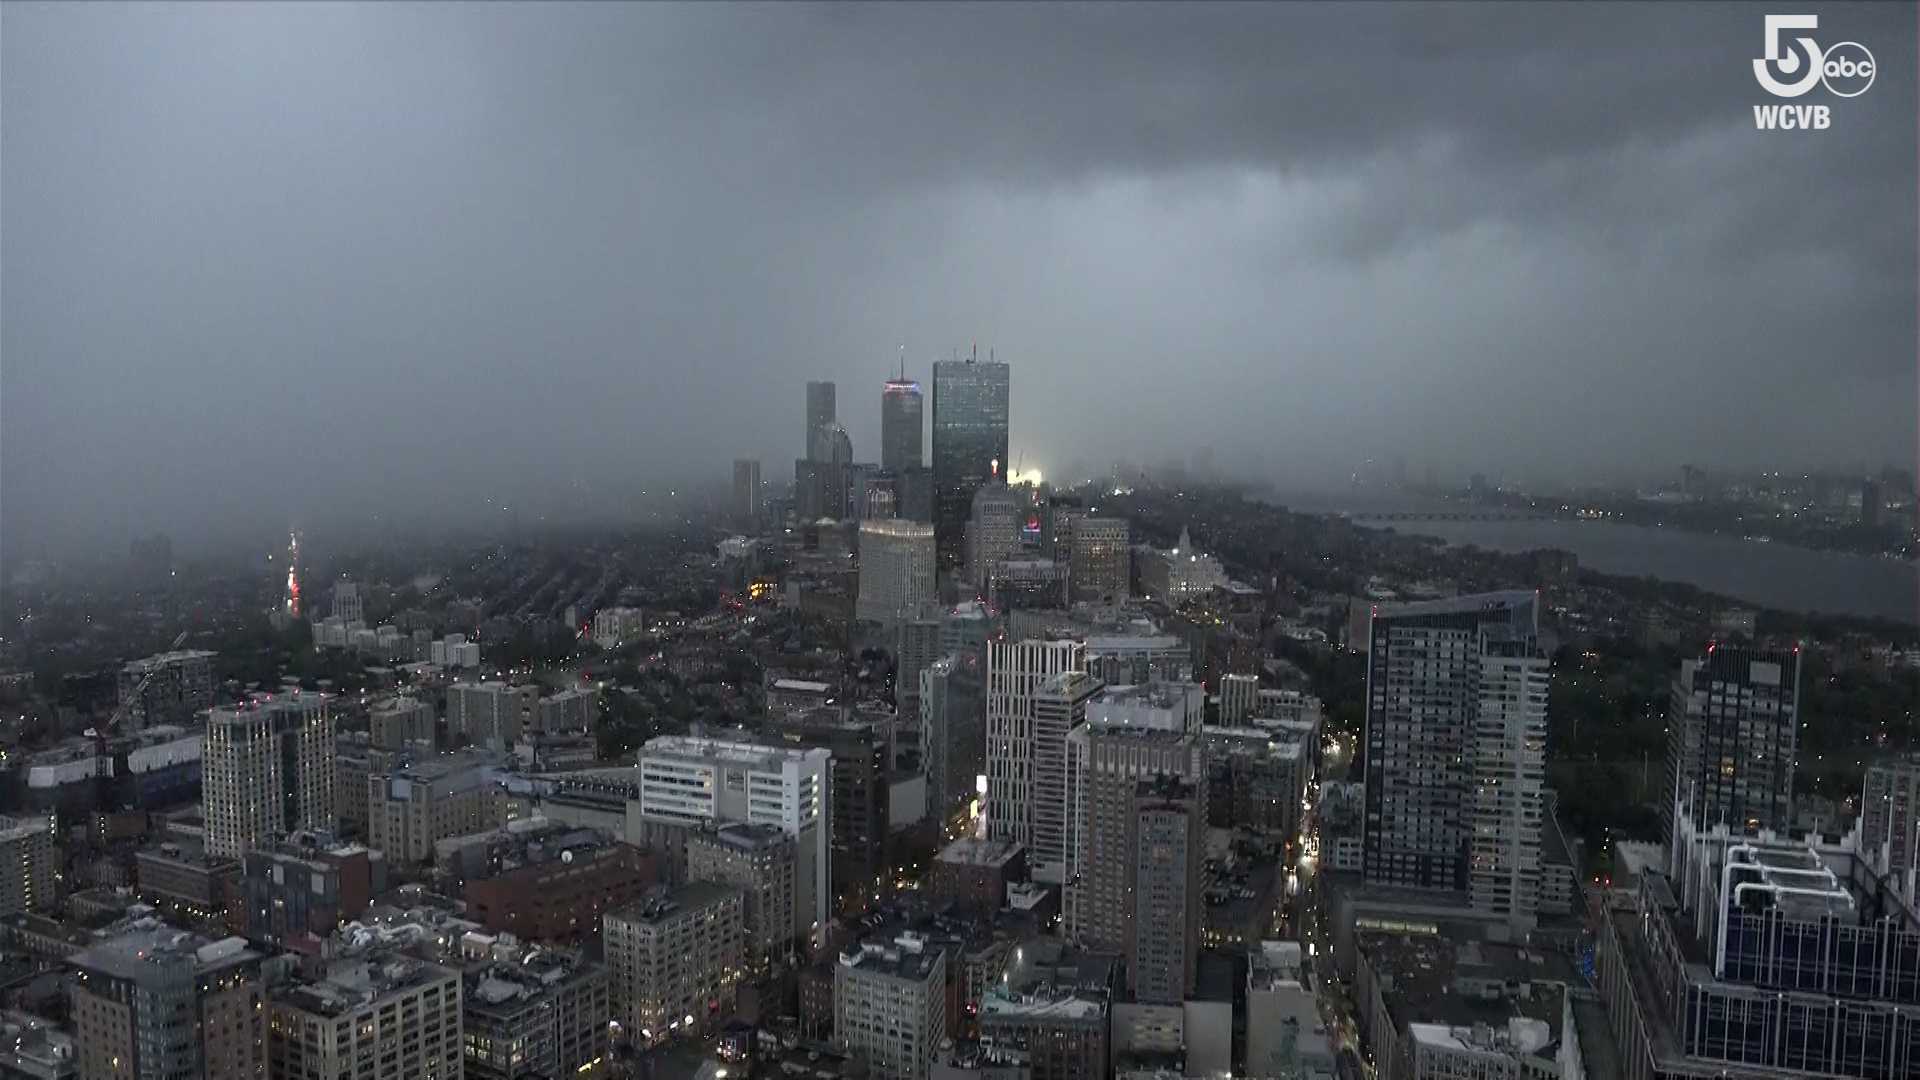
[3,1,1915,560]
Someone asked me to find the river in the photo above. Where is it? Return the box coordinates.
[1272,492,1918,625]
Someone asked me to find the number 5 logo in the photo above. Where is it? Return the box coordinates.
[1754,14,1823,97]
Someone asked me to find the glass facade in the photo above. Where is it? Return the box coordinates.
[931,359,1009,567]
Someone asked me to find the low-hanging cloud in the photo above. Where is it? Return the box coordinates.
[3,2,1913,558]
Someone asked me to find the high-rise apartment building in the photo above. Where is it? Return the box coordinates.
[447,682,539,749]
[1217,673,1260,727]
[69,927,267,1080]
[267,952,463,1080]
[834,934,947,1080]
[1130,777,1203,1004]
[857,519,936,627]
[1663,644,1802,845]
[1363,592,1548,933]
[117,649,218,729]
[1862,752,1920,893]
[882,377,924,472]
[369,695,435,750]
[1029,671,1104,882]
[806,381,838,461]
[634,736,831,937]
[0,815,53,917]
[769,713,892,911]
[931,356,1010,568]
[1062,721,1205,970]
[967,483,1024,589]
[332,580,365,625]
[921,653,984,819]
[894,608,944,715]
[1469,631,1551,930]
[204,693,337,859]
[732,458,762,528]
[1068,518,1130,602]
[985,639,1085,883]
[605,884,745,1042]
[685,823,798,963]
[367,749,508,864]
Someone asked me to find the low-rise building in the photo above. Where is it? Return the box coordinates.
[0,1009,75,1080]
[977,942,1113,1080]
[592,608,647,650]
[928,838,1024,916]
[1357,931,1579,1080]
[134,838,239,923]
[835,932,947,1080]
[235,833,381,948]
[1246,941,1335,1080]
[267,951,464,1080]
[462,950,609,1080]
[458,824,655,943]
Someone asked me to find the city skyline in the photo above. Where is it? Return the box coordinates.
[3,7,1919,1080]
[4,3,1915,558]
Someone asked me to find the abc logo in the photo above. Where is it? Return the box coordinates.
[1822,42,1876,97]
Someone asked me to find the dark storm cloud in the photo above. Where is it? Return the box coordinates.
[2,2,1913,558]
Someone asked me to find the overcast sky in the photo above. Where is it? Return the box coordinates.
[4,2,1915,558]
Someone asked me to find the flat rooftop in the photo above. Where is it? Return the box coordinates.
[642,735,827,769]
[1094,682,1200,711]
[839,936,943,983]
[279,955,454,1018]
[937,837,1023,868]
[72,926,258,983]
[1358,931,1575,1037]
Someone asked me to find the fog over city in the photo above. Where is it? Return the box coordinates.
[3,2,1914,559]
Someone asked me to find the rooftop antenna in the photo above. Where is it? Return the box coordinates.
[971,342,977,363]
[898,343,906,380]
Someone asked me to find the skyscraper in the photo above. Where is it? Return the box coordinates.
[985,638,1084,883]
[1029,670,1104,880]
[1129,777,1203,1004]
[203,692,337,859]
[921,653,984,819]
[1063,717,1205,967]
[882,376,924,472]
[733,457,762,527]
[1664,643,1802,844]
[968,482,1024,589]
[931,355,1010,567]
[856,520,937,627]
[1363,591,1548,933]
[806,380,837,460]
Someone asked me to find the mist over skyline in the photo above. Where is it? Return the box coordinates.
[4,2,1915,562]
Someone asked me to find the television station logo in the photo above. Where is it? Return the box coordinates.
[1752,14,1874,131]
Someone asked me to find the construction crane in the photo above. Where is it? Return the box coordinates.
[88,629,190,812]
